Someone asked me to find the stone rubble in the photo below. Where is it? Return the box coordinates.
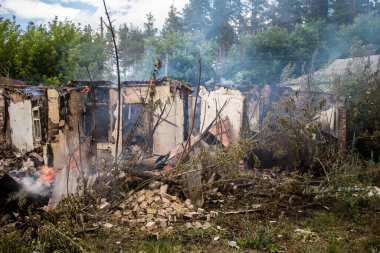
[107,181,218,231]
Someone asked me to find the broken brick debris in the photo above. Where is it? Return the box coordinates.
[104,182,216,231]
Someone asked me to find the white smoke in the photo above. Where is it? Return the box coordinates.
[19,175,51,195]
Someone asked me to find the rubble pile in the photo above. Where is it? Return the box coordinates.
[104,181,218,231]
[0,146,53,215]
[0,145,44,177]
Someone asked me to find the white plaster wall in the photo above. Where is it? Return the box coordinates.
[199,86,245,141]
[122,86,149,104]
[319,106,336,136]
[122,85,186,155]
[153,86,184,155]
[8,100,34,152]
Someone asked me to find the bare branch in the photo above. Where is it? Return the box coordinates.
[103,0,122,164]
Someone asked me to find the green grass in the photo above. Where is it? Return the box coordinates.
[239,228,279,252]
[134,239,174,253]
[326,237,342,253]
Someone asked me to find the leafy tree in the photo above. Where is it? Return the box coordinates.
[228,0,246,34]
[162,5,183,35]
[168,32,218,83]
[250,27,290,59]
[139,32,218,83]
[48,18,85,81]
[245,0,271,34]
[276,0,305,30]
[231,27,291,85]
[209,0,243,81]
[350,74,380,161]
[144,12,158,38]
[289,23,323,74]
[209,0,239,42]
[332,58,380,161]
[373,0,380,16]
[10,18,107,85]
[352,0,373,15]
[183,0,211,33]
[15,22,59,84]
[306,0,329,22]
[67,26,108,80]
[334,0,378,19]
[329,0,356,24]
[0,17,21,78]
[316,21,340,59]
[118,23,145,78]
[339,13,380,54]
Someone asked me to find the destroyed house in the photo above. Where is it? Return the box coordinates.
[199,84,347,152]
[0,77,346,167]
[282,55,380,92]
[71,78,194,157]
[0,77,194,160]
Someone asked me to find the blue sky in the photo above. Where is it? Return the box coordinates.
[0,0,189,30]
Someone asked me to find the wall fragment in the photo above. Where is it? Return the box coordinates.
[122,83,188,155]
[8,99,34,152]
[47,89,91,210]
[199,86,244,141]
[153,85,185,155]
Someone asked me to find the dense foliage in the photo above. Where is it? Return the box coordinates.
[0,17,107,85]
[1,1,380,85]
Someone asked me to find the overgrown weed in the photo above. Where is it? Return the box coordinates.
[134,238,175,253]
[239,227,279,252]
[238,216,279,252]
[0,192,99,253]
[315,151,380,221]
[325,237,342,253]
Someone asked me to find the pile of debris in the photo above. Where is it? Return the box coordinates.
[0,145,44,175]
[102,181,218,231]
[0,145,53,217]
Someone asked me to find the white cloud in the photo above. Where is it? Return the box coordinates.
[82,0,189,30]
[0,0,189,30]
[118,0,189,28]
[1,0,84,20]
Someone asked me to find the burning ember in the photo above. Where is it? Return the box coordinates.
[80,86,90,93]
[39,166,57,183]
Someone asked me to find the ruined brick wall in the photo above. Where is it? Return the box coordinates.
[0,91,5,145]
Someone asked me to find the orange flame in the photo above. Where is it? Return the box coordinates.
[80,86,90,93]
[39,166,57,183]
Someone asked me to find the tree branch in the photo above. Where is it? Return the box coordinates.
[103,0,122,163]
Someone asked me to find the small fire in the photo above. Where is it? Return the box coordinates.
[80,86,90,93]
[39,166,57,183]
